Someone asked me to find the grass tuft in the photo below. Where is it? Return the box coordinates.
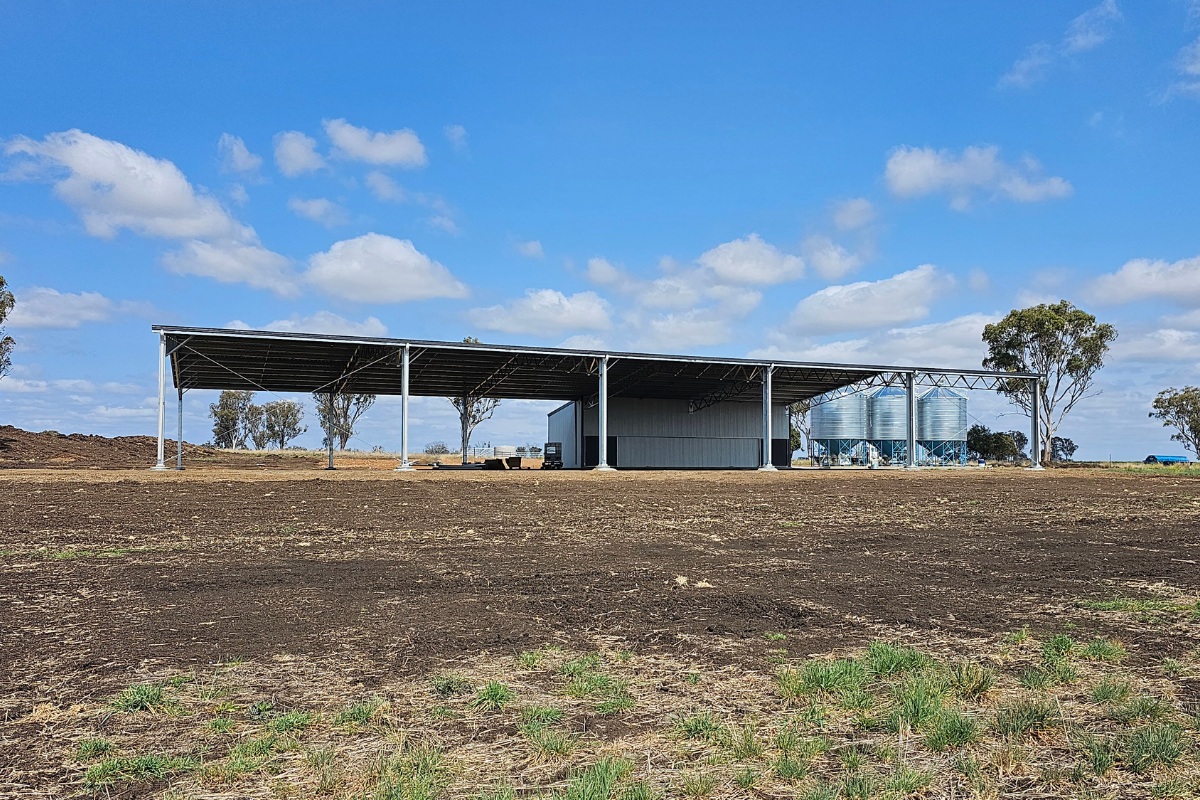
[866,641,931,676]
[470,681,515,712]
[924,709,981,751]
[1082,637,1127,662]
[333,697,383,726]
[993,699,1056,738]
[112,683,174,713]
[949,660,995,699]
[430,674,473,698]
[1125,723,1185,773]
[84,754,199,787]
[75,738,115,760]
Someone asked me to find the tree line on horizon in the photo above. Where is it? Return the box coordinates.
[1,277,1199,461]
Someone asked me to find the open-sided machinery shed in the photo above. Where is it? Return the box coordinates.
[149,325,1045,470]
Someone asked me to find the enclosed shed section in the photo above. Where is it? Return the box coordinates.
[548,398,789,469]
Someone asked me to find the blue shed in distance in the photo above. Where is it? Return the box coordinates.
[1144,455,1190,464]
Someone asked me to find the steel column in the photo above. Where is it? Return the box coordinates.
[325,393,336,470]
[176,387,184,470]
[1028,376,1044,470]
[905,372,918,468]
[596,356,614,471]
[396,344,415,471]
[759,365,777,471]
[151,333,168,470]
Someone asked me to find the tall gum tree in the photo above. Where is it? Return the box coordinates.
[982,300,1116,463]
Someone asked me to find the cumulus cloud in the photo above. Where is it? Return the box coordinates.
[287,196,348,227]
[5,129,294,294]
[248,311,388,338]
[632,309,732,352]
[428,215,460,235]
[751,313,998,369]
[802,235,865,280]
[696,233,804,285]
[273,131,325,176]
[324,118,426,167]
[999,1,1122,88]
[832,198,875,232]
[885,145,1072,210]
[5,287,149,329]
[5,129,249,240]
[162,240,296,296]
[470,289,611,336]
[787,265,951,335]
[1087,255,1200,306]
[217,133,262,175]
[304,233,468,303]
[515,240,544,259]
[444,124,468,151]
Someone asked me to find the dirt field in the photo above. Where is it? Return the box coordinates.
[2,466,1199,798]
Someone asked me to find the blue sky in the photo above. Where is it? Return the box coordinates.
[2,1,1199,459]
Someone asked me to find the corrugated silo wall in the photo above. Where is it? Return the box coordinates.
[579,398,789,468]
[547,401,581,468]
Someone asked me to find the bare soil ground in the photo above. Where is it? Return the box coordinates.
[1,463,1198,798]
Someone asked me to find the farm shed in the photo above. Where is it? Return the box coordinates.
[148,325,1044,471]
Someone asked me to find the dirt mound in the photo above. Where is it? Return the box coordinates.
[0,425,322,469]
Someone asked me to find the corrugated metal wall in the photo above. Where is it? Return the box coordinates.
[569,398,787,468]
[547,401,580,468]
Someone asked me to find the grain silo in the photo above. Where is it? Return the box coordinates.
[811,392,869,465]
[918,388,968,465]
[868,386,910,464]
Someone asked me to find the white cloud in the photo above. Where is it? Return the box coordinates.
[365,170,404,201]
[1000,1,1122,88]
[162,240,297,296]
[470,289,611,336]
[5,287,146,329]
[696,233,804,285]
[428,215,460,235]
[885,145,1072,209]
[559,334,606,350]
[444,124,468,152]
[751,313,998,369]
[1000,43,1055,89]
[802,235,865,280]
[516,240,544,259]
[273,131,325,176]
[304,233,468,303]
[967,268,991,292]
[5,129,291,294]
[1112,329,1200,364]
[832,197,875,232]
[1063,0,1122,54]
[287,196,348,227]
[5,129,250,240]
[586,257,629,288]
[787,265,951,335]
[633,309,731,352]
[324,118,426,167]
[1087,255,1200,306]
[228,184,249,205]
[1171,36,1200,99]
[255,311,388,338]
[217,133,262,175]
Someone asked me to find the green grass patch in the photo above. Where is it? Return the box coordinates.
[268,710,313,733]
[949,660,995,699]
[520,721,577,758]
[75,738,115,760]
[924,709,981,751]
[993,699,1056,738]
[887,764,934,794]
[112,682,175,713]
[779,658,869,699]
[470,681,516,712]
[430,674,473,698]
[1091,677,1132,705]
[1078,597,1180,613]
[560,654,603,677]
[888,674,945,731]
[556,757,633,800]
[1125,723,1185,773]
[371,744,449,800]
[866,641,931,676]
[676,711,728,744]
[1109,695,1170,724]
[728,723,765,760]
[516,650,544,669]
[84,754,199,787]
[333,697,383,726]
[520,705,565,726]
[207,717,236,734]
[1081,637,1127,662]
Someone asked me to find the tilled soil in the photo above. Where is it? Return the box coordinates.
[2,467,1199,795]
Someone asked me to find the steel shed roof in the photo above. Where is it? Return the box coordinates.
[153,325,1036,404]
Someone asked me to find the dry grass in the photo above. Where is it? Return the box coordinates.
[44,593,1200,799]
